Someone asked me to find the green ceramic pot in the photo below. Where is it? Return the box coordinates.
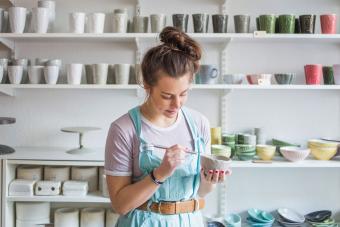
[259,14,276,33]
[278,14,295,33]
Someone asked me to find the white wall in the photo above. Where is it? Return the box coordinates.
[1,0,340,218]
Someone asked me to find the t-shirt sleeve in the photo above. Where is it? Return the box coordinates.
[104,123,133,176]
[200,115,211,155]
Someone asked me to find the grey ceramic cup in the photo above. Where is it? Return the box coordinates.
[195,65,218,84]
[0,58,8,83]
[172,14,188,32]
[212,14,228,33]
[133,16,148,33]
[234,15,250,33]
[299,14,316,34]
[150,14,166,33]
[192,13,209,33]
[85,64,94,84]
[114,64,130,84]
[92,63,108,84]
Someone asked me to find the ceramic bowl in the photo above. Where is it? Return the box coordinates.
[220,74,245,84]
[201,154,231,174]
[211,144,231,158]
[310,146,337,160]
[224,213,241,227]
[248,208,275,223]
[256,145,276,160]
[274,73,295,85]
[272,139,300,155]
[277,208,305,223]
[305,210,331,223]
[308,139,338,148]
[207,221,226,227]
[280,146,310,162]
[246,74,272,85]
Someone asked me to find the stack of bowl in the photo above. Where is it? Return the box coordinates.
[247,208,275,227]
[305,210,334,227]
[211,144,231,158]
[238,133,256,145]
[256,145,276,161]
[276,208,305,227]
[222,133,236,158]
[224,213,241,227]
[308,139,338,160]
[235,144,256,160]
[280,146,310,162]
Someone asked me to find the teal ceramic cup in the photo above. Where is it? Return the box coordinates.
[278,14,295,33]
[322,66,335,85]
[259,14,276,33]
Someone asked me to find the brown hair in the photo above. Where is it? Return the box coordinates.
[141,26,202,87]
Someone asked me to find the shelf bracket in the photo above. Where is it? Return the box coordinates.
[0,86,15,96]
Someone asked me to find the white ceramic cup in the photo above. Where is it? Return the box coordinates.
[106,209,119,227]
[333,64,340,85]
[67,63,83,85]
[71,166,98,192]
[54,208,79,227]
[44,166,70,181]
[112,13,127,33]
[93,63,108,84]
[31,7,49,33]
[8,65,23,84]
[44,65,59,84]
[86,13,105,33]
[8,7,27,33]
[69,12,86,33]
[38,0,55,32]
[81,208,105,227]
[17,165,43,180]
[28,65,44,84]
[16,202,50,222]
[115,64,130,84]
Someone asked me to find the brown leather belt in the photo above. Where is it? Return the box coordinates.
[137,198,205,215]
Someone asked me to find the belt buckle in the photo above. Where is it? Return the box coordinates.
[193,198,200,211]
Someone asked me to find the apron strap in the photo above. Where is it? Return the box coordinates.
[128,106,147,144]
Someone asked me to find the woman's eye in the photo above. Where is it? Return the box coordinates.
[162,95,172,100]
[180,93,187,97]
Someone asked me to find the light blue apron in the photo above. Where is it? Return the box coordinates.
[115,106,205,227]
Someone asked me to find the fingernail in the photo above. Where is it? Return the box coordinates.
[215,170,219,174]
[220,170,224,174]
[209,170,213,174]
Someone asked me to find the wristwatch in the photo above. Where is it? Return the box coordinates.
[150,169,164,185]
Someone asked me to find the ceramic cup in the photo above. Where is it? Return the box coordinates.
[69,12,86,33]
[258,14,276,33]
[113,12,128,33]
[0,58,8,83]
[304,64,322,85]
[2,10,9,32]
[195,65,218,84]
[93,63,108,84]
[133,16,149,33]
[81,208,105,227]
[86,13,105,33]
[192,13,209,33]
[38,0,55,32]
[44,165,70,181]
[12,58,29,83]
[54,208,79,227]
[9,7,27,33]
[71,166,98,192]
[278,14,295,33]
[220,74,244,84]
[44,65,59,84]
[0,66,4,84]
[8,65,23,84]
[150,14,166,33]
[320,14,337,34]
[299,14,316,34]
[234,15,250,33]
[322,66,335,85]
[67,63,83,85]
[212,14,228,33]
[115,64,130,84]
[85,64,94,84]
[106,209,119,227]
[28,65,44,84]
[107,64,115,84]
[333,64,340,85]
[0,8,5,33]
[172,14,188,32]
[211,127,222,145]
[31,7,49,33]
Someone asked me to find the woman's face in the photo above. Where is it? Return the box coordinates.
[146,71,192,119]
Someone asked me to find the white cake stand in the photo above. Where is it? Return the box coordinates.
[61,127,101,155]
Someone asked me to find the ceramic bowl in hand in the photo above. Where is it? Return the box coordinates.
[220,74,244,84]
[274,73,295,85]
[201,154,231,174]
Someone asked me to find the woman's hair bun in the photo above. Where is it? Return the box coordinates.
[159,26,201,61]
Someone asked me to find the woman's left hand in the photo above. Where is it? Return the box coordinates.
[200,168,232,184]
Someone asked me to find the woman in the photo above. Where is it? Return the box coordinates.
[105,26,231,226]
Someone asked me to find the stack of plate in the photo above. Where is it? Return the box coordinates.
[277,208,305,227]
[235,144,256,161]
[247,208,275,227]
[305,210,335,227]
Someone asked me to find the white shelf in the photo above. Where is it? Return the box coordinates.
[6,191,110,203]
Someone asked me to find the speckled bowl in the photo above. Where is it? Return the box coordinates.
[201,154,231,174]
[274,73,295,84]
[246,74,272,85]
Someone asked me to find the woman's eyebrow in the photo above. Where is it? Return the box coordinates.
[161,89,189,96]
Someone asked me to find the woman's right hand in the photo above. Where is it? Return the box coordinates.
[153,144,187,182]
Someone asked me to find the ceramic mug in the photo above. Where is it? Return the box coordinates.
[320,14,337,34]
[150,14,166,33]
[212,14,228,33]
[8,7,27,33]
[304,64,322,85]
[67,63,83,85]
[195,65,218,84]
[192,13,209,33]
[69,12,86,33]
[28,65,44,84]
[31,7,49,33]
[86,13,105,33]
